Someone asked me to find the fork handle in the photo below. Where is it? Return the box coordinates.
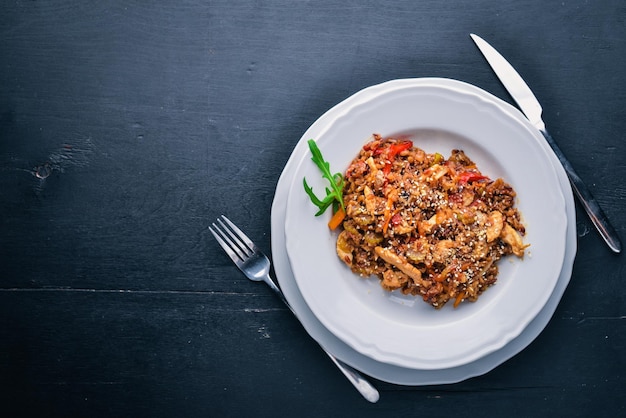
[262,274,380,403]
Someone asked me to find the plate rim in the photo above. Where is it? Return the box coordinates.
[270,77,576,384]
[283,78,568,370]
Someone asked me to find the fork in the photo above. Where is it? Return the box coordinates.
[209,215,380,403]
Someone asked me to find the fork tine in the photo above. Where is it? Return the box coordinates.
[219,215,257,252]
[209,222,246,263]
[212,216,256,259]
[216,218,251,258]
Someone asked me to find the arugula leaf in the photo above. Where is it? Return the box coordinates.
[303,139,345,216]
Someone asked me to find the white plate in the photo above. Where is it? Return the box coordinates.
[283,79,567,370]
[271,77,576,384]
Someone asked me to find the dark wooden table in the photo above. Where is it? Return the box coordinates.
[1,1,624,417]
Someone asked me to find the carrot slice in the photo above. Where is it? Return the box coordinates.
[453,292,465,308]
[381,209,391,235]
[328,206,346,230]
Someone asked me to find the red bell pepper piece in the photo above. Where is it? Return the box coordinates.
[458,171,489,183]
[388,141,412,159]
[381,140,413,174]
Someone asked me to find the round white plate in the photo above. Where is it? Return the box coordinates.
[283,79,568,370]
[271,78,576,384]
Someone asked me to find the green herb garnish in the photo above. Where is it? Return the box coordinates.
[303,139,345,216]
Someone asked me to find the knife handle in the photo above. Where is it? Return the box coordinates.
[540,129,622,253]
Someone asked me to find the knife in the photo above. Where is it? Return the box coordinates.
[470,33,622,254]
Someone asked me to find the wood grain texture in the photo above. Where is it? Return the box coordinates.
[1,0,624,416]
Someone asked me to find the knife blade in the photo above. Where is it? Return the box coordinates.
[470,33,622,253]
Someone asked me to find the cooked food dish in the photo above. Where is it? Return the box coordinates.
[336,134,529,308]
